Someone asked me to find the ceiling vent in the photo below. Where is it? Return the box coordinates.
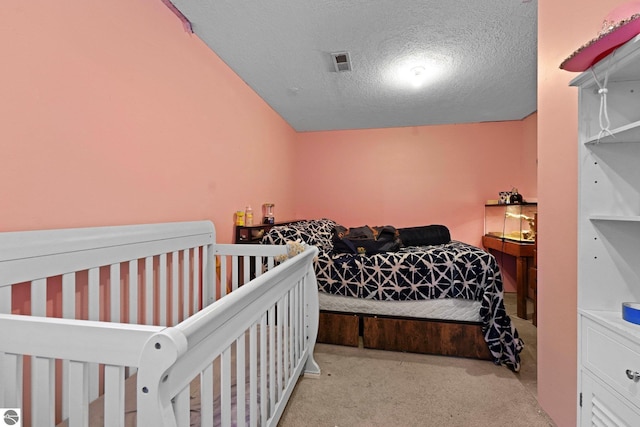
[331,52,352,72]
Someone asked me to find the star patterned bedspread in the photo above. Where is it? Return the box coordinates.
[262,219,524,371]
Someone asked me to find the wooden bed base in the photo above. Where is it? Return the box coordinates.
[318,310,492,360]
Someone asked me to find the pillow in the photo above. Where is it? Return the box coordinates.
[262,219,337,251]
[398,225,451,247]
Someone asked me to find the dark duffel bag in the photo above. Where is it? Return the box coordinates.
[332,225,401,255]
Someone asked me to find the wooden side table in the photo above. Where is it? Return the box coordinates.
[234,220,302,244]
[481,235,535,320]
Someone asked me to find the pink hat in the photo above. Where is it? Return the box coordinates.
[560,1,640,71]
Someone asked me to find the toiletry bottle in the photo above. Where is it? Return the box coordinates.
[236,210,245,226]
[245,205,254,226]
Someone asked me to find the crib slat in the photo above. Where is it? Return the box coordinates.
[194,247,201,309]
[68,360,89,427]
[277,298,284,400]
[104,365,125,427]
[111,263,121,322]
[230,257,238,297]
[159,253,167,326]
[182,249,190,320]
[62,272,76,422]
[204,243,214,306]
[268,306,276,416]
[291,286,297,361]
[219,255,228,303]
[88,268,99,321]
[253,256,262,278]
[297,279,304,358]
[242,256,250,288]
[229,256,239,298]
[0,353,22,407]
[88,268,100,401]
[129,259,138,325]
[0,286,9,402]
[0,286,10,313]
[200,364,214,427]
[202,246,209,302]
[173,386,190,427]
[32,356,55,426]
[249,323,258,427]
[236,334,246,426]
[259,313,267,422]
[286,292,292,384]
[291,287,297,366]
[62,273,76,319]
[171,251,179,325]
[127,262,140,373]
[31,278,46,316]
[221,347,231,426]
[145,256,153,325]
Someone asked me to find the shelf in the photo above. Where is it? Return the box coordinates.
[484,232,535,243]
[570,35,640,88]
[590,215,640,222]
[585,121,640,145]
[484,202,537,207]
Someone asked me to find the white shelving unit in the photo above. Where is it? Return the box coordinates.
[572,35,640,426]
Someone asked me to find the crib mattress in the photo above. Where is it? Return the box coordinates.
[319,292,482,322]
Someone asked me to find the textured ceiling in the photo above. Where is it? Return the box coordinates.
[169,0,537,132]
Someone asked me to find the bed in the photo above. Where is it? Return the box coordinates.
[0,220,320,427]
[261,219,524,372]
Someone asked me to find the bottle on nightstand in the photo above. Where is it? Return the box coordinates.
[245,205,254,226]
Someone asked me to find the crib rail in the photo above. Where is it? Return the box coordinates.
[137,245,320,427]
[214,243,285,298]
[0,315,162,426]
[0,221,307,427]
[0,221,217,323]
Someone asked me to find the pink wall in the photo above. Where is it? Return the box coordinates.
[294,118,537,247]
[521,113,538,200]
[0,0,298,243]
[293,117,537,292]
[537,1,622,425]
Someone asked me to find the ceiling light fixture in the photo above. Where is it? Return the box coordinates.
[384,55,449,90]
[410,66,427,87]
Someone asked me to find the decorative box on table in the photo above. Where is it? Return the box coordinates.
[484,203,537,243]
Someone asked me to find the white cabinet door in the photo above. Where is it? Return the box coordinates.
[581,372,640,427]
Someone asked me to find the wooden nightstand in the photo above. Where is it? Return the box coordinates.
[234,220,302,244]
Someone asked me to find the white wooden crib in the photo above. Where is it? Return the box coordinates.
[0,221,320,427]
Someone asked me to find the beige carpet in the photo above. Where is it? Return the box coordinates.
[279,294,554,427]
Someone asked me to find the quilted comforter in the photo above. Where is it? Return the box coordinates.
[262,219,524,372]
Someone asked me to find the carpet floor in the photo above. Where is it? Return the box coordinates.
[279,293,554,427]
